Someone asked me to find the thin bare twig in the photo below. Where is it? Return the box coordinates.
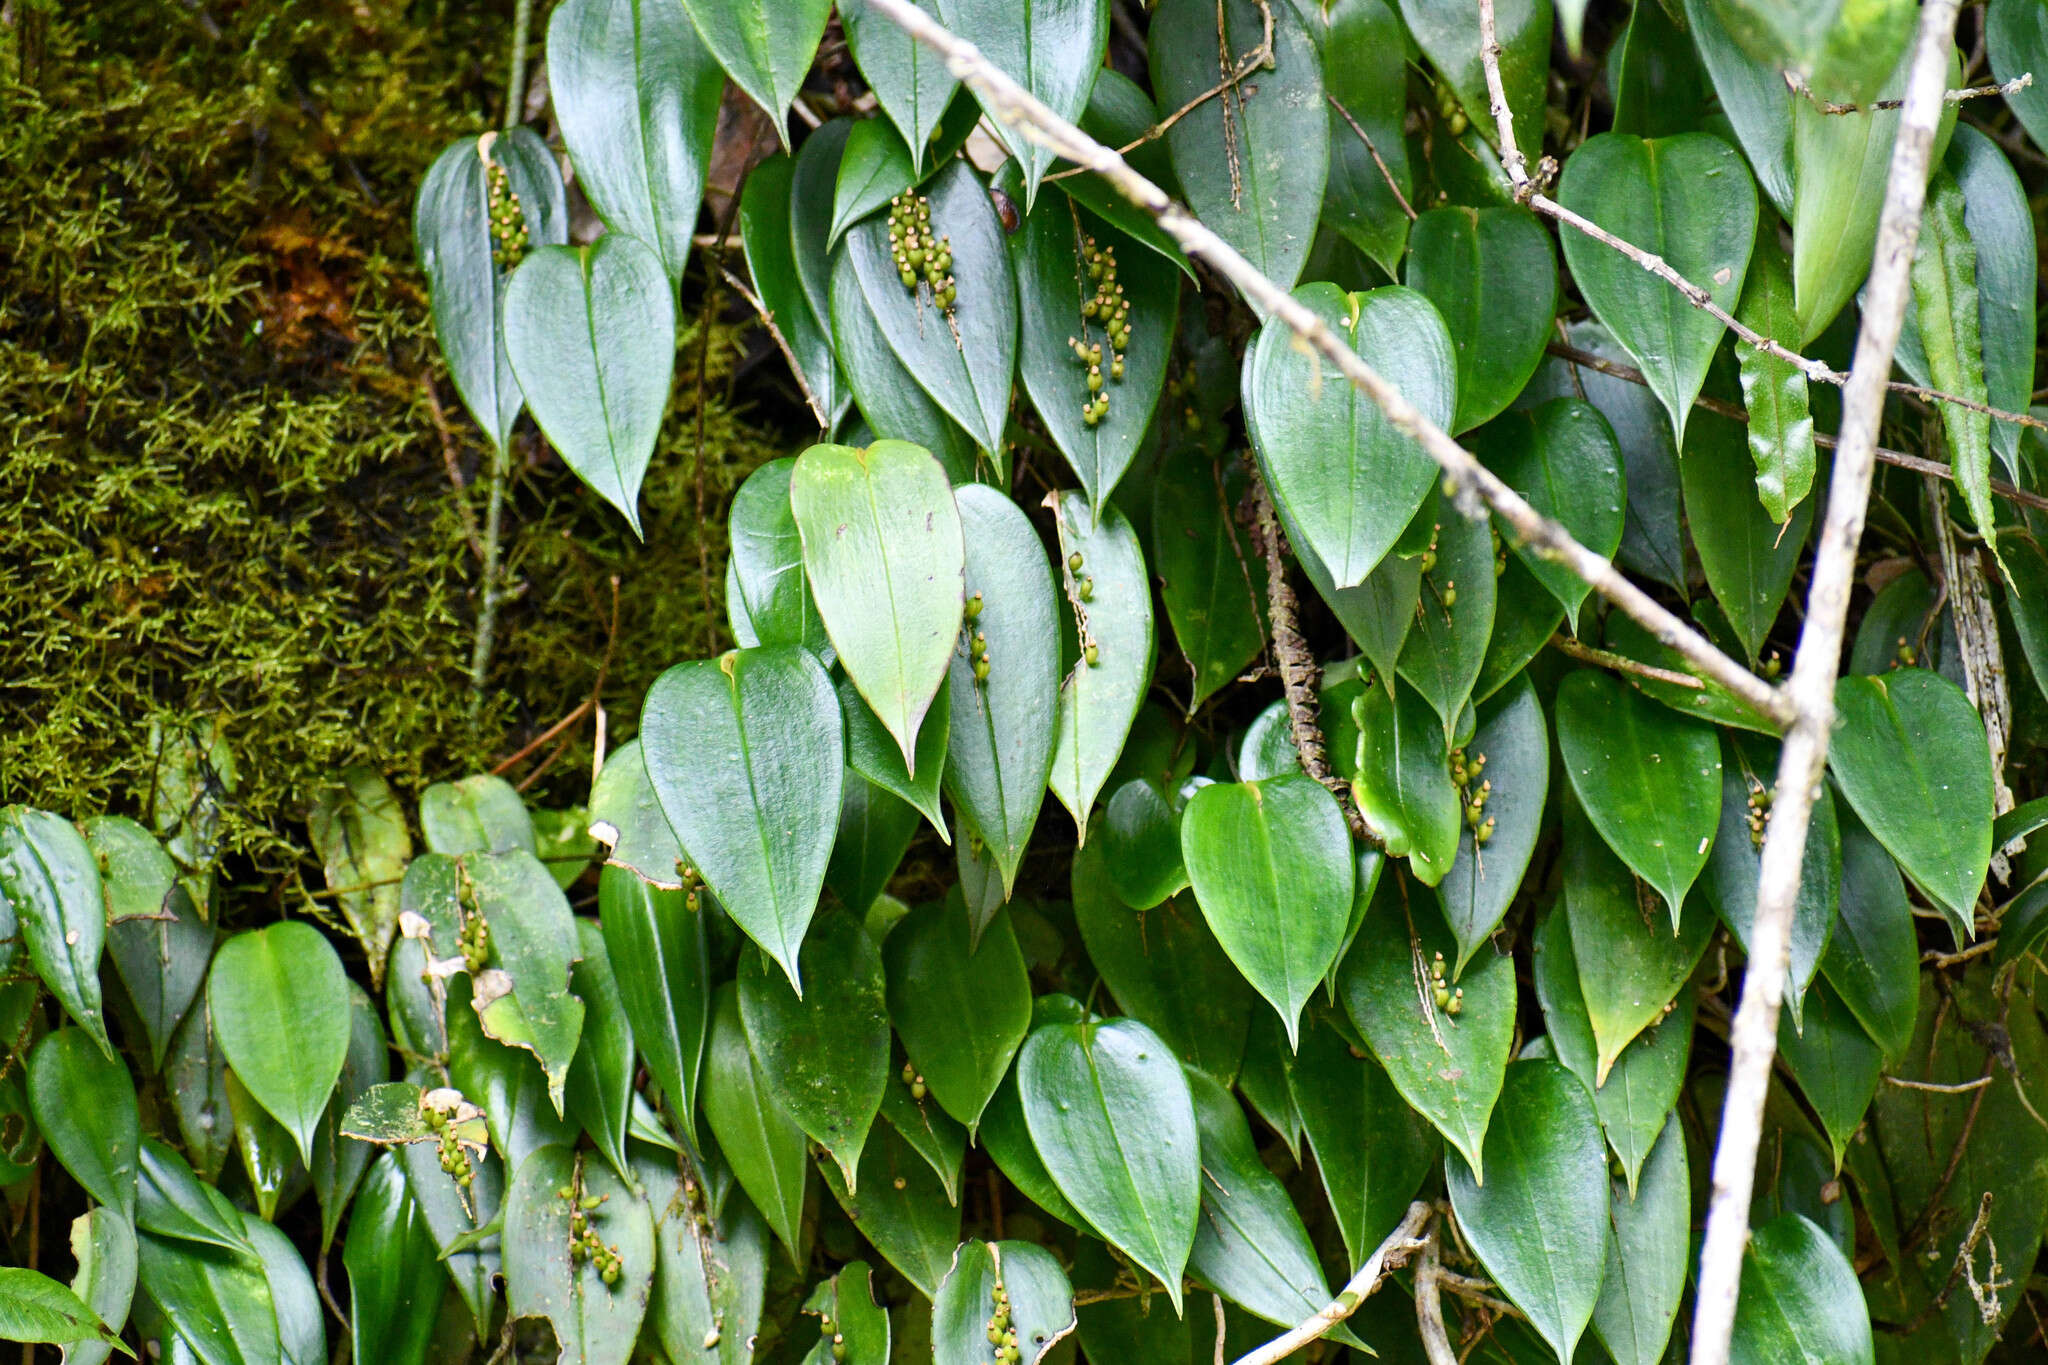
[1476,0,1530,191]
[423,373,486,563]
[1230,1202,1434,1365]
[1548,633,1704,690]
[1414,1228,1461,1365]
[717,262,830,429]
[1884,1072,1994,1094]
[859,0,1792,727]
[1328,95,1416,220]
[1692,5,1965,1360]
[1790,70,2033,114]
[489,697,595,776]
[1898,1191,2000,1335]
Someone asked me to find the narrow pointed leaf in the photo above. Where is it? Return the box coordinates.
[102,867,212,1074]
[740,155,845,428]
[503,1145,654,1365]
[1729,1214,1874,1365]
[0,807,111,1053]
[1590,1114,1688,1365]
[1398,0,1550,165]
[1472,398,1625,633]
[564,920,635,1179]
[1818,812,1918,1058]
[936,0,1106,205]
[725,458,833,661]
[636,1150,769,1365]
[1733,224,1815,523]
[1151,453,1265,709]
[343,1154,442,1365]
[703,986,809,1257]
[0,1268,129,1355]
[829,241,985,481]
[1309,0,1414,275]
[1397,507,1496,738]
[28,1028,139,1222]
[1777,978,1881,1171]
[1350,672,1461,885]
[207,921,350,1165]
[1048,492,1155,830]
[838,672,949,838]
[840,0,958,172]
[818,1122,962,1297]
[677,0,829,133]
[598,866,707,1144]
[1910,171,1998,552]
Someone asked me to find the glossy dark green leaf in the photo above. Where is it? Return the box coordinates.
[1776,977,1880,1171]
[1830,670,1992,941]
[304,767,411,987]
[1235,1011,1304,1162]
[137,1138,247,1254]
[503,1146,654,1365]
[1011,190,1177,511]
[677,0,829,133]
[0,1267,128,1355]
[1561,801,1715,1084]
[1406,207,1556,433]
[935,0,1105,205]
[1729,1214,1874,1365]
[819,1121,962,1297]
[635,1149,768,1365]
[414,128,566,453]
[643,645,844,989]
[830,118,915,249]
[1445,1060,1607,1360]
[1600,613,1779,736]
[395,1101,504,1339]
[1733,224,1815,524]
[933,1241,1075,1365]
[879,1071,967,1205]
[1349,672,1461,886]
[1182,774,1353,1046]
[1702,740,1839,1027]
[840,0,957,172]
[1153,0,1326,291]
[1102,781,1188,910]
[1151,452,1264,709]
[223,1069,295,1223]
[1399,0,1549,165]
[420,775,533,857]
[0,807,111,1053]
[724,458,833,661]
[1048,492,1155,828]
[883,899,1030,1133]
[1532,908,1693,1194]
[843,160,1017,453]
[549,0,722,284]
[1991,0,2048,146]
[1056,71,1195,275]
[598,865,706,1144]
[464,850,586,1110]
[1306,0,1413,275]
[206,921,349,1164]
[1557,669,1723,925]
[1073,837,1252,1083]
[63,1206,137,1365]
[1473,557,1563,706]
[1910,171,1998,550]
[28,1028,138,1221]
[702,985,808,1255]
[1435,676,1547,975]
[343,1154,442,1365]
[1244,284,1456,587]
[794,1259,888,1365]
[103,868,212,1074]
[1340,882,1514,1179]
[1680,0,1792,212]
[1612,0,1706,134]
[943,484,1060,894]
[1398,512,1496,739]
[1589,1113,1687,1365]
[245,1219,329,1364]
[738,907,888,1188]
[1817,811,1917,1058]
[1954,127,2034,479]
[136,1218,280,1365]
[828,238,985,482]
[739,155,845,429]
[829,776,918,920]
[840,671,950,839]
[504,234,675,536]
[1557,132,1755,446]
[562,920,635,1179]
[1020,1018,1199,1309]
[1472,398,1624,633]
[164,1002,234,1184]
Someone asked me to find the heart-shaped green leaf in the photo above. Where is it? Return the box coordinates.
[678,0,830,134]
[1102,780,1188,909]
[0,807,111,1054]
[420,774,533,857]
[1048,492,1155,830]
[1446,1060,1608,1361]
[1153,0,1326,292]
[98,843,211,1074]
[703,985,809,1257]
[1244,284,1456,587]
[1182,774,1354,1046]
[738,907,888,1189]
[1011,190,1178,512]
[1350,672,1461,885]
[1473,398,1625,633]
[465,850,587,1112]
[27,1029,138,1222]
[883,900,1031,1133]
[1073,837,1253,1084]
[1436,676,1549,975]
[1556,132,1756,446]
[1818,811,1918,1058]
[725,458,833,661]
[793,439,963,771]
[818,1122,962,1298]
[306,768,411,988]
[943,484,1061,895]
[1590,1113,1688,1365]
[415,128,566,453]
[1561,801,1715,1085]
[1397,509,1497,740]
[548,0,722,284]
[933,1241,1076,1365]
[829,238,984,482]
[1406,206,1557,432]
[840,0,958,172]
[1340,882,1515,1179]
[1308,0,1415,276]
[1830,670,1993,941]
[207,921,350,1164]
[597,866,707,1146]
[1702,739,1839,1029]
[1557,669,1723,924]
[504,234,674,535]
[642,646,844,990]
[1019,1018,1199,1311]
[1733,221,1816,523]
[503,1145,655,1365]
[1151,452,1266,709]
[342,1153,442,1365]
[843,161,1017,454]
[1532,908,1694,1194]
[1398,0,1550,166]
[1729,1215,1875,1365]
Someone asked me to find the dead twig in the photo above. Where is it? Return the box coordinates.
[1548,633,1704,690]
[424,373,486,563]
[1230,1202,1435,1365]
[1414,1226,1461,1365]
[1790,70,2033,115]
[1328,95,1416,220]
[717,262,830,429]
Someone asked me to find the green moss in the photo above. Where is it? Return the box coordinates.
[0,0,781,894]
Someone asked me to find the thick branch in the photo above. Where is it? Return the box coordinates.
[1230,1202,1434,1365]
[1690,4,1964,1361]
[861,0,1791,727]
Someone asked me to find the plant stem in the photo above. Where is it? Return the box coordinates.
[503,0,533,131]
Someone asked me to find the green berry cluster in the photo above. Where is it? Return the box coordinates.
[1065,552,1100,666]
[1068,236,1130,427]
[486,160,530,272]
[458,904,491,974]
[1450,747,1494,846]
[1744,777,1772,849]
[888,192,956,311]
[817,1309,850,1362]
[1429,951,1465,1016]
[900,1060,928,1102]
[558,1177,625,1285]
[1893,635,1920,668]
[1417,523,1441,575]
[1434,81,1470,137]
[682,862,703,913]
[984,1278,1022,1364]
[422,1097,475,1189]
